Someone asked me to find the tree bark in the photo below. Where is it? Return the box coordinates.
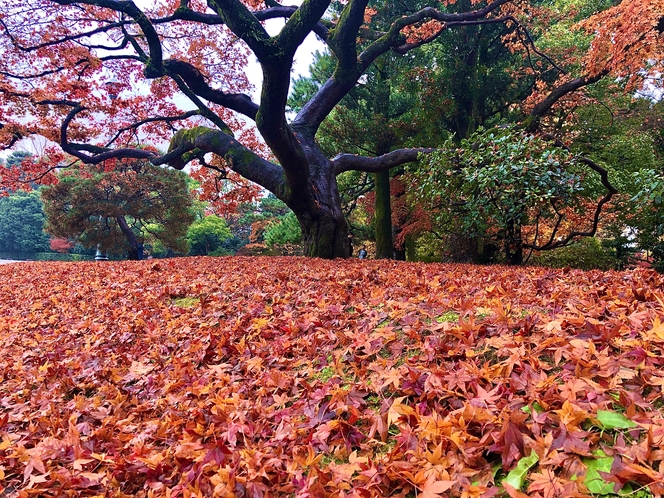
[297,207,350,258]
[116,215,140,260]
[286,133,350,258]
[374,170,393,259]
[504,220,523,265]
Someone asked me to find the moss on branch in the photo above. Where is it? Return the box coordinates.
[167,126,218,169]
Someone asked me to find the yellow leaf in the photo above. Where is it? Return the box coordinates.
[644,317,664,341]
[0,436,12,451]
[556,400,589,429]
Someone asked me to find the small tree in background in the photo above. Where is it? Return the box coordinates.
[41,160,195,259]
[49,238,75,253]
[264,212,302,247]
[415,126,590,264]
[186,215,233,256]
[0,191,50,254]
[5,150,33,170]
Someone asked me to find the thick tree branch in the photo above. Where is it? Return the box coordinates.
[359,0,511,70]
[39,99,287,198]
[206,0,271,58]
[168,73,235,133]
[163,59,258,120]
[156,8,225,25]
[48,100,156,163]
[256,6,330,39]
[166,127,287,197]
[52,0,163,73]
[328,0,368,71]
[104,110,201,147]
[295,0,512,136]
[332,148,434,175]
[192,1,306,174]
[528,70,609,127]
[278,0,331,57]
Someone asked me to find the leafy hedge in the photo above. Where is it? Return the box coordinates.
[529,237,619,271]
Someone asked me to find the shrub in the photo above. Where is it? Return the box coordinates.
[187,215,232,256]
[264,212,302,246]
[529,238,619,271]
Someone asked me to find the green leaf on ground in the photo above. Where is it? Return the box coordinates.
[596,410,638,430]
[503,451,539,490]
[583,451,615,495]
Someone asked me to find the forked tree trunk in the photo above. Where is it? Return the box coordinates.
[286,149,351,259]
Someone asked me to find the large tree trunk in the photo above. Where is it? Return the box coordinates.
[286,143,351,259]
[297,208,350,258]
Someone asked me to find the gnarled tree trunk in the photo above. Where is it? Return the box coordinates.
[286,140,350,258]
[297,208,350,258]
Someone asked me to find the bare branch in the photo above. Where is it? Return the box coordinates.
[529,70,609,124]
[163,59,258,120]
[332,148,434,175]
[523,135,618,251]
[47,100,156,163]
[0,17,131,52]
[104,110,201,147]
[359,0,512,68]
[392,17,511,54]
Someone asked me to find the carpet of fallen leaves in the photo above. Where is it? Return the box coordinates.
[2,257,664,497]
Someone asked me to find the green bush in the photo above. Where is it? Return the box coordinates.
[187,215,232,256]
[209,247,233,257]
[264,212,302,246]
[529,238,619,271]
[42,252,94,261]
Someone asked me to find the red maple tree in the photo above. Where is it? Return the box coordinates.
[49,237,74,253]
[0,1,661,257]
